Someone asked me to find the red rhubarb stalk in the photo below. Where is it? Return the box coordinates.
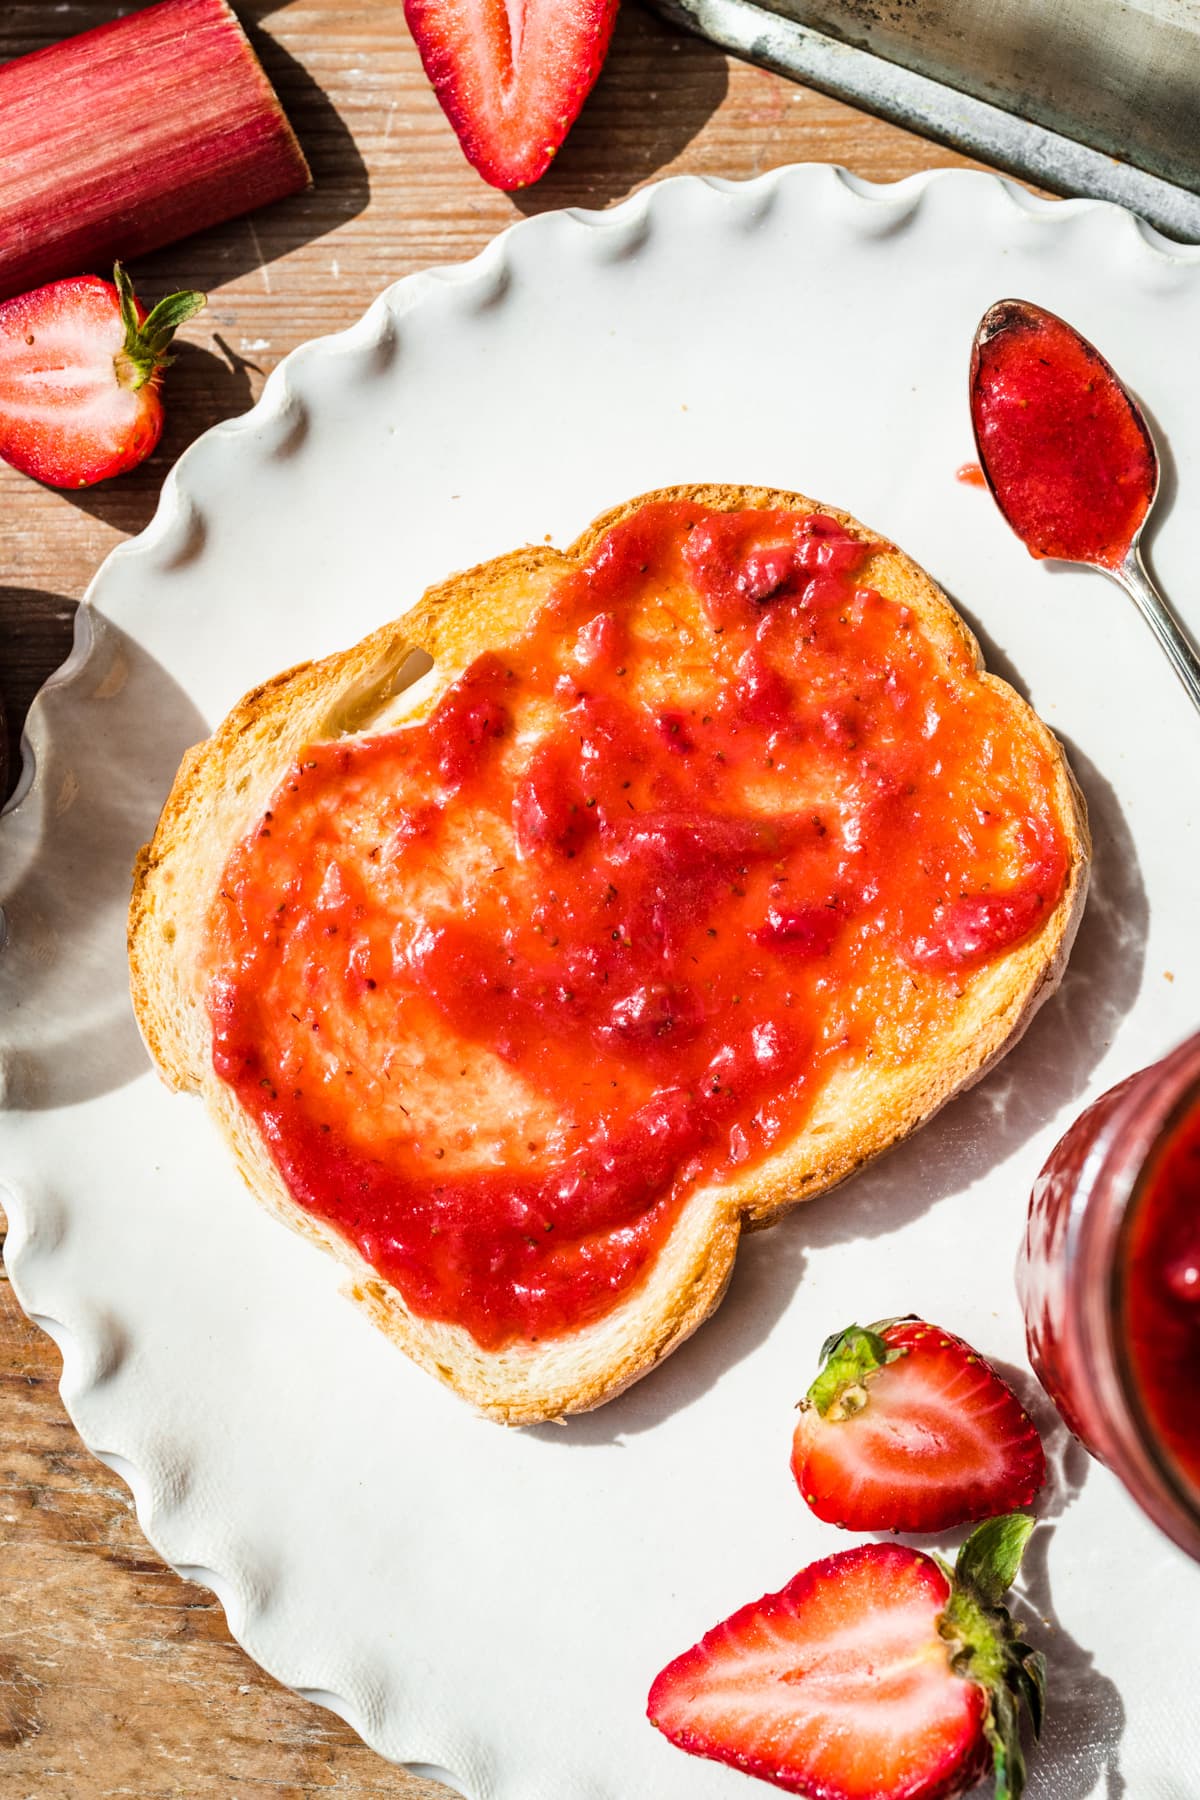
[0,0,311,301]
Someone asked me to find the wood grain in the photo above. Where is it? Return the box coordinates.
[0,1,998,1791]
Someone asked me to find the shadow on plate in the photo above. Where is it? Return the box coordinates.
[991,1359,1126,1800]
[533,739,1147,1447]
[0,613,208,1110]
[1135,395,1178,542]
[878,1357,1126,1799]
[1016,1518,1128,1800]
[1131,395,1189,688]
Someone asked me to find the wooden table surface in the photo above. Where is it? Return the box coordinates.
[0,4,999,1793]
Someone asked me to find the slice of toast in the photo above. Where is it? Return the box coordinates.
[128,484,1089,1423]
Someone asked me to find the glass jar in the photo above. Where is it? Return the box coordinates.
[1017,1029,1200,1561]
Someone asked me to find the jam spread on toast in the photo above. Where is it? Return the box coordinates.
[1122,1089,1200,1495]
[207,502,1069,1349]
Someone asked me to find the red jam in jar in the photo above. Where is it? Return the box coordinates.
[207,501,1070,1351]
[1019,1031,1200,1559]
[1121,1087,1200,1497]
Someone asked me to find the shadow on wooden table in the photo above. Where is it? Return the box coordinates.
[0,5,373,554]
[0,589,77,805]
[237,2,372,234]
[512,4,731,213]
[6,3,369,301]
[41,340,259,545]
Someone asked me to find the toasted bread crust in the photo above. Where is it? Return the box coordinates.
[128,485,1090,1423]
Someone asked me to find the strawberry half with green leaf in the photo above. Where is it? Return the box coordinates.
[648,1515,1046,1800]
[0,263,206,488]
[793,1319,1045,1533]
[404,0,620,189]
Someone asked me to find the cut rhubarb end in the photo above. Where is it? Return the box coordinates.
[0,0,311,302]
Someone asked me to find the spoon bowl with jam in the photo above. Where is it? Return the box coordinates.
[970,298,1200,717]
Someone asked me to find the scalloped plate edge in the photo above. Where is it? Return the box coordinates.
[3,161,1199,1796]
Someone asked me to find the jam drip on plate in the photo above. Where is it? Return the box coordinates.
[207,502,1069,1349]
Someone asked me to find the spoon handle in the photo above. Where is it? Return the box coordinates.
[1113,546,1200,721]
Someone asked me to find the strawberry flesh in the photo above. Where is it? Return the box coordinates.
[649,1542,987,1800]
[404,0,620,189]
[649,1518,1046,1800]
[792,1320,1045,1533]
[0,266,204,489]
[0,276,155,487]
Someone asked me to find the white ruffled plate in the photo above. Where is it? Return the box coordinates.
[2,166,1199,1800]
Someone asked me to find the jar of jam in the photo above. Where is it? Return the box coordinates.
[1018,1030,1200,1560]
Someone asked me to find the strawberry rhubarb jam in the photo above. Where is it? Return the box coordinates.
[970,300,1156,570]
[1020,1033,1200,1561]
[1122,1084,1200,1497]
[207,502,1069,1350]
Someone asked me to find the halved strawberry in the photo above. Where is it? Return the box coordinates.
[792,1319,1045,1533]
[648,1515,1046,1800]
[404,0,620,189]
[0,263,205,488]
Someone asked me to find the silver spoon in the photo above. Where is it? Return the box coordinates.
[969,297,1200,719]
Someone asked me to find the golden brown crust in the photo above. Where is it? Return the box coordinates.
[128,485,1090,1424]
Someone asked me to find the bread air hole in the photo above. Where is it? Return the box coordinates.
[323,647,436,739]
